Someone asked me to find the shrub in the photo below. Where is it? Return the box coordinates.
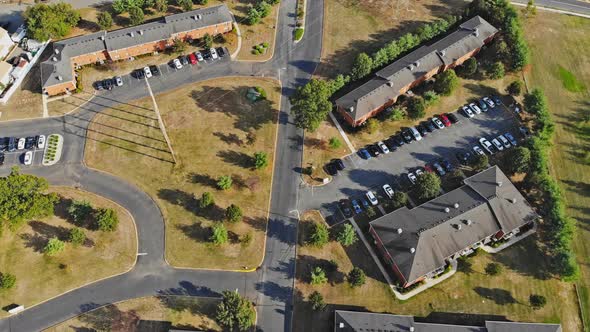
[391,191,408,209]
[200,192,214,209]
[434,69,459,96]
[406,96,426,119]
[507,80,523,96]
[328,137,342,149]
[309,222,329,247]
[310,266,327,285]
[210,223,228,245]
[485,262,502,276]
[387,107,405,121]
[177,0,193,11]
[253,152,269,169]
[365,206,377,218]
[308,291,326,311]
[503,146,531,175]
[0,272,16,289]
[255,86,267,99]
[364,118,379,134]
[68,227,86,246]
[246,7,261,25]
[256,1,272,18]
[294,28,304,41]
[472,154,489,171]
[217,175,233,190]
[128,6,144,25]
[225,204,243,223]
[348,267,366,287]
[44,237,65,256]
[423,90,440,106]
[488,61,505,79]
[95,208,119,232]
[96,11,113,30]
[203,33,213,49]
[337,223,358,247]
[529,294,547,309]
[461,57,478,76]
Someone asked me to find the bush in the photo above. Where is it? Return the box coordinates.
[365,206,377,218]
[415,172,441,200]
[503,146,531,175]
[44,237,65,256]
[434,69,459,96]
[225,204,243,223]
[485,262,502,276]
[364,118,379,134]
[294,28,304,41]
[177,0,193,11]
[217,175,233,190]
[529,294,547,309]
[128,6,144,25]
[210,223,228,245]
[461,57,478,76]
[253,152,269,169]
[488,61,505,79]
[172,38,188,54]
[391,191,408,209]
[255,86,267,99]
[507,80,523,96]
[68,227,86,246]
[95,208,119,232]
[423,90,440,106]
[309,222,329,247]
[348,267,366,287]
[24,2,80,41]
[0,272,16,289]
[406,96,426,119]
[308,291,326,311]
[329,137,342,149]
[310,266,327,285]
[246,7,261,25]
[203,33,213,49]
[200,192,214,209]
[387,107,405,121]
[337,223,358,247]
[256,1,271,18]
[96,11,113,30]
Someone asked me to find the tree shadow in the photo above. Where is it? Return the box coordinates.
[217,150,254,169]
[244,216,267,232]
[473,287,518,305]
[176,221,210,242]
[76,303,140,332]
[187,172,218,189]
[213,131,244,146]
[158,281,221,298]
[296,254,346,285]
[491,236,551,280]
[19,221,70,253]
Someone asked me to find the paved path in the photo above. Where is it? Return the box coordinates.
[0,0,324,331]
[511,0,590,16]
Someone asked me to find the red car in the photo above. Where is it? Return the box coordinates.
[188,53,197,65]
[439,114,451,127]
[424,164,434,173]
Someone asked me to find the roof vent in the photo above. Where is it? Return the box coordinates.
[138,30,144,35]
[52,56,58,62]
[410,327,415,332]
[387,81,393,87]
[465,219,473,226]
[510,198,517,204]
[99,35,104,40]
[456,224,462,230]
[348,106,354,113]
[414,61,420,68]
[339,322,345,328]
[54,49,60,54]
[453,203,460,209]
[408,64,414,70]
[397,228,403,234]
[410,247,416,254]
[496,181,503,187]
[444,207,451,213]
[129,32,135,37]
[439,50,446,57]
[473,28,480,37]
[57,75,62,81]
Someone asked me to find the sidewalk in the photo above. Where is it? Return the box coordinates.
[481,224,537,253]
[329,111,355,154]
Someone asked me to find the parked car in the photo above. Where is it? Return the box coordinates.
[416,124,428,137]
[472,145,485,156]
[424,164,434,173]
[23,151,32,165]
[519,126,530,138]
[134,69,145,79]
[407,172,417,184]
[103,78,113,90]
[446,112,459,124]
[17,138,25,150]
[377,141,390,154]
[189,53,197,64]
[440,158,454,172]
[180,56,189,66]
[492,138,504,151]
[439,114,451,127]
[0,152,4,166]
[478,99,488,111]
[333,159,345,171]
[366,191,378,206]
[195,52,204,62]
[210,48,219,60]
[94,80,104,90]
[504,132,517,146]
[216,47,226,58]
[432,162,446,176]
[415,168,424,178]
[384,138,398,151]
[431,116,444,129]
[483,96,495,108]
[37,135,46,149]
[143,66,152,78]
[0,137,7,152]
[173,58,183,69]
[462,105,474,118]
[325,163,338,176]
[456,151,472,164]
[498,135,511,149]
[115,76,123,86]
[421,121,435,132]
[361,199,370,209]
[351,200,362,214]
[149,65,160,76]
[383,184,394,199]
[359,148,371,159]
[8,137,16,152]
[479,137,494,154]
[367,145,380,157]
[392,134,405,146]
[24,136,35,149]
[401,129,413,143]
[338,200,353,217]
[409,127,422,141]
[469,102,482,114]
[492,95,502,105]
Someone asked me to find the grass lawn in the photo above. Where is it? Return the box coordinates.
[293,211,581,331]
[0,64,44,122]
[0,187,136,318]
[84,77,280,270]
[46,91,96,117]
[523,12,590,331]
[46,296,221,332]
[317,0,466,78]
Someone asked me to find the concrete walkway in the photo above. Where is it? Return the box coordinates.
[481,225,537,253]
[329,111,355,153]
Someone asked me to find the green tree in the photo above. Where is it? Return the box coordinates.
[387,107,405,121]
[461,57,478,76]
[95,208,119,232]
[44,237,65,256]
[68,227,86,247]
[391,191,408,209]
[364,118,379,134]
[351,53,373,80]
[472,154,489,171]
[525,0,537,16]
[310,266,327,285]
[0,167,58,232]
[226,204,243,223]
[347,267,366,287]
[23,2,80,41]
[308,291,326,311]
[529,294,546,310]
[203,33,213,48]
[172,38,188,54]
[210,223,228,245]
[291,79,332,132]
[524,88,548,115]
[489,61,505,79]
[309,222,329,247]
[97,11,113,30]
[254,152,269,169]
[200,192,214,209]
[406,96,426,119]
[246,7,261,25]
[177,0,192,11]
[68,200,93,225]
[154,0,168,12]
[194,0,209,4]
[365,206,377,218]
[217,175,233,190]
[423,90,440,107]
[337,223,358,247]
[0,272,16,289]
[434,69,459,96]
[128,6,145,25]
[329,137,342,149]
[504,146,531,175]
[507,80,523,96]
[415,172,441,200]
[256,1,272,18]
[485,262,502,276]
[215,290,256,331]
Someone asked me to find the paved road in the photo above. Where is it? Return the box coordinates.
[0,0,323,331]
[511,0,590,15]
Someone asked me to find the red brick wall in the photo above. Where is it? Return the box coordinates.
[369,225,408,286]
[43,80,75,95]
[71,51,109,67]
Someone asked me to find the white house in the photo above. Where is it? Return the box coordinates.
[0,27,14,60]
[0,61,13,93]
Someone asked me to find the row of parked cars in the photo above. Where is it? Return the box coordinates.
[338,183,397,217]
[0,135,46,166]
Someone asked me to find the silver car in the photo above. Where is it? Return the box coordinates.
[115,76,123,86]
[479,137,494,154]
[492,138,504,151]
[498,135,511,149]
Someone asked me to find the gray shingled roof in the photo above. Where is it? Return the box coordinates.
[41,5,233,89]
[335,16,498,123]
[370,166,537,283]
[334,311,562,332]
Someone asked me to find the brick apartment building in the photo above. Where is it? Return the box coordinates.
[40,5,234,96]
[335,16,498,127]
[369,166,538,288]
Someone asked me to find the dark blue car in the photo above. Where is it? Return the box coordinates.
[359,148,371,160]
[351,200,362,214]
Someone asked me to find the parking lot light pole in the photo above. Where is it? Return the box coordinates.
[145,77,177,164]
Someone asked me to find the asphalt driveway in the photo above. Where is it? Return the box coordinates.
[300,103,521,225]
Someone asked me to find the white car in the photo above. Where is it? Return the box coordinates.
[173,58,183,69]
[23,151,32,165]
[115,76,123,86]
[377,141,390,154]
[469,103,482,114]
[431,117,444,129]
[366,191,378,206]
[210,48,218,60]
[17,137,25,150]
[37,135,46,149]
[462,105,474,118]
[492,138,504,151]
[196,52,204,62]
[410,127,422,141]
[498,135,511,149]
[479,137,494,154]
[483,97,495,108]
[383,184,394,199]
[472,145,485,156]
[415,168,424,177]
[143,66,152,78]
[407,172,417,184]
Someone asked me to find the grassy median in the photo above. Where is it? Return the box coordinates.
[84,77,280,270]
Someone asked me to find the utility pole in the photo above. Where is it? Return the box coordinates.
[144,77,177,164]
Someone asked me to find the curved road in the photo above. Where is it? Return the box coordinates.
[0,0,324,330]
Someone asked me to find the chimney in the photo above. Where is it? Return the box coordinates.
[99,35,104,40]
[397,228,403,234]
[408,64,415,70]
[444,207,450,213]
[387,81,393,87]
[339,323,344,329]
[348,106,354,113]
[197,14,202,20]
[453,202,460,209]
[410,247,415,254]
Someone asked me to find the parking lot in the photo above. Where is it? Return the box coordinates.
[300,101,522,226]
[0,135,48,168]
